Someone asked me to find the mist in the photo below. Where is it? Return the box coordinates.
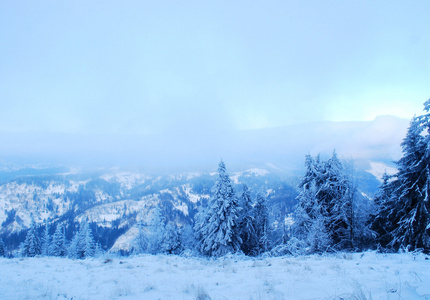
[1,1,428,174]
[0,116,409,174]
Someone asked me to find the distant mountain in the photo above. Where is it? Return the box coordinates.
[0,115,409,172]
[0,115,407,252]
[0,167,299,253]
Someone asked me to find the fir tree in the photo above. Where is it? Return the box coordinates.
[69,232,82,259]
[371,173,394,248]
[323,152,354,250]
[147,207,166,254]
[161,222,181,254]
[134,219,148,254]
[374,101,430,252]
[21,220,41,257]
[292,182,331,253]
[83,222,96,258]
[51,224,67,257]
[41,220,51,256]
[253,192,270,255]
[193,205,209,251]
[238,184,257,255]
[69,221,96,259]
[291,151,366,253]
[197,160,242,257]
[0,238,5,257]
[94,243,104,257]
[180,224,197,253]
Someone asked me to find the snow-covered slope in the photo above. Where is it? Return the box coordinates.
[0,167,298,252]
[0,252,429,299]
[366,161,398,182]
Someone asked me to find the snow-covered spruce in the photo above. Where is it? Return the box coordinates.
[0,238,5,257]
[50,224,67,257]
[195,160,242,257]
[373,99,430,252]
[41,220,51,256]
[69,221,96,259]
[253,192,270,255]
[291,152,373,254]
[20,220,41,257]
[238,184,257,255]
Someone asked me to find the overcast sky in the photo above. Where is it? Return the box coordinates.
[0,1,429,169]
[1,0,429,136]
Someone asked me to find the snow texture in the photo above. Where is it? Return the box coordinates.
[0,252,429,299]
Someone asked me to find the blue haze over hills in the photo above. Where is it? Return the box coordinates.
[0,116,408,173]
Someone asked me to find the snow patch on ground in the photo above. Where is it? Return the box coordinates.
[0,252,429,300]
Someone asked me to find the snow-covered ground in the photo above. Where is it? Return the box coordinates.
[1,252,429,300]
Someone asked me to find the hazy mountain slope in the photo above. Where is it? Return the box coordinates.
[0,116,409,171]
[0,167,300,253]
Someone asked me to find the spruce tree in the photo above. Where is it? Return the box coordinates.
[134,219,148,254]
[374,101,430,252]
[51,224,67,257]
[41,220,51,256]
[69,226,84,259]
[292,181,331,253]
[253,192,270,255]
[147,207,166,254]
[180,224,197,253]
[69,221,96,259]
[323,152,353,250]
[292,151,365,253]
[161,222,181,254]
[371,173,395,248]
[238,184,257,255]
[83,222,96,258]
[0,238,5,257]
[21,220,41,257]
[197,160,242,257]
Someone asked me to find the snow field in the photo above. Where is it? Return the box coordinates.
[0,252,429,300]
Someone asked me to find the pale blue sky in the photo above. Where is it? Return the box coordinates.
[1,0,429,137]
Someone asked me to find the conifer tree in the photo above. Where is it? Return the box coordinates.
[197,160,242,256]
[291,151,366,253]
[253,192,270,255]
[161,222,181,254]
[134,219,148,254]
[180,224,197,253]
[292,182,331,253]
[0,238,5,257]
[83,222,96,257]
[69,221,96,259]
[41,220,51,256]
[374,101,430,252]
[371,173,394,247]
[323,152,354,250]
[51,224,67,257]
[147,206,166,254]
[94,242,104,257]
[239,184,257,255]
[21,220,41,257]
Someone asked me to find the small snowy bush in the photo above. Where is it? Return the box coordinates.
[195,286,211,300]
